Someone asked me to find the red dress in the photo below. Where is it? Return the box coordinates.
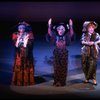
[12,32,35,86]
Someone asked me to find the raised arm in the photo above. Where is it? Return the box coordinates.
[69,19,74,37]
[46,18,56,43]
[66,19,75,43]
[48,18,53,37]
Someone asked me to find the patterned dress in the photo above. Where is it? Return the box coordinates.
[46,25,74,86]
[12,32,35,86]
[81,32,100,80]
[53,37,68,86]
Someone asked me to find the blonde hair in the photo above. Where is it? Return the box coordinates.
[82,21,97,32]
[87,23,96,29]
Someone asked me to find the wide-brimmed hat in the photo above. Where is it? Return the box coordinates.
[17,21,32,32]
[17,21,30,27]
[53,22,69,32]
[82,21,98,32]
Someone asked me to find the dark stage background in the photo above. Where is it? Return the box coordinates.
[0,1,100,40]
[1,1,100,99]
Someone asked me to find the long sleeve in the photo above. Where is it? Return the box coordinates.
[27,32,34,50]
[80,33,89,46]
[95,33,100,43]
[46,24,56,44]
[12,32,18,46]
[66,25,75,44]
[65,27,75,46]
[69,25,74,38]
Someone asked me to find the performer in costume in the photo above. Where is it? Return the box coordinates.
[46,18,75,86]
[12,21,35,86]
[81,21,100,85]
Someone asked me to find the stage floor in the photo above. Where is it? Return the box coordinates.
[0,39,100,99]
[1,69,100,99]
